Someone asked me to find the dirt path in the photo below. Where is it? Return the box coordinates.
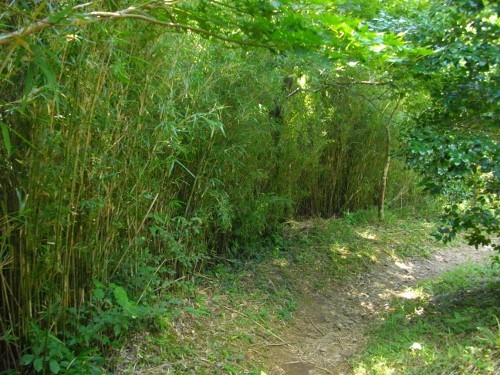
[265,245,494,375]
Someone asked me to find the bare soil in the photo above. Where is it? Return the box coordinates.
[264,245,494,375]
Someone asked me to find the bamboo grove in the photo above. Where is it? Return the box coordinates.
[1,0,497,371]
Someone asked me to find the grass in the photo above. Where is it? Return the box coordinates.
[353,263,500,374]
[281,206,448,289]
[114,207,460,373]
[114,263,297,374]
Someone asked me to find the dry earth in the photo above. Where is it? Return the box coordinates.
[264,245,495,375]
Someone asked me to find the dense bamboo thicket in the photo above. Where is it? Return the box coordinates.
[0,22,419,370]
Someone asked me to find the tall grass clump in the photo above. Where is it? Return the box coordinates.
[0,12,422,372]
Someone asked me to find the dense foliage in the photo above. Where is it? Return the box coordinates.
[402,0,499,251]
[367,0,499,251]
[0,0,497,372]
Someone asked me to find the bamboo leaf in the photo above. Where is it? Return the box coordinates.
[21,62,36,112]
[32,45,58,94]
[0,120,12,157]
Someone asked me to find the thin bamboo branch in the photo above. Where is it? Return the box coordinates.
[324,80,393,86]
[110,193,159,279]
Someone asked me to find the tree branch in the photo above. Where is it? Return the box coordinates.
[0,5,271,49]
[324,80,393,87]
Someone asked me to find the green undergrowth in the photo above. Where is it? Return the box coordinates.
[15,207,456,374]
[354,263,500,375]
[113,267,297,374]
[112,207,454,373]
[280,206,449,290]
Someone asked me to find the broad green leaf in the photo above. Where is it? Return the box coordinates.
[92,288,105,301]
[20,354,34,365]
[93,280,105,288]
[113,286,130,308]
[49,359,60,374]
[33,358,43,372]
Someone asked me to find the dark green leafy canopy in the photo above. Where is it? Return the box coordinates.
[406,129,499,250]
[368,0,498,251]
[396,0,499,251]
[412,0,499,124]
[370,0,498,126]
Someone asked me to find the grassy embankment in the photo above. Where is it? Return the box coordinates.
[353,263,499,374]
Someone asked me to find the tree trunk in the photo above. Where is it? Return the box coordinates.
[378,97,402,221]
[378,124,391,221]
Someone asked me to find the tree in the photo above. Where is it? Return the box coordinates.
[372,0,499,252]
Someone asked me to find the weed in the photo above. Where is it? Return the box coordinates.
[19,282,169,374]
[20,324,104,374]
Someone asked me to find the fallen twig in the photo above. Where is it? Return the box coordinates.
[222,305,288,345]
[301,358,333,374]
[308,317,325,336]
[263,342,292,347]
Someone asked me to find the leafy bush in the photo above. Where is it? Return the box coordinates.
[20,282,168,374]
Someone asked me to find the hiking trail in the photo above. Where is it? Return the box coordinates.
[265,245,494,375]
